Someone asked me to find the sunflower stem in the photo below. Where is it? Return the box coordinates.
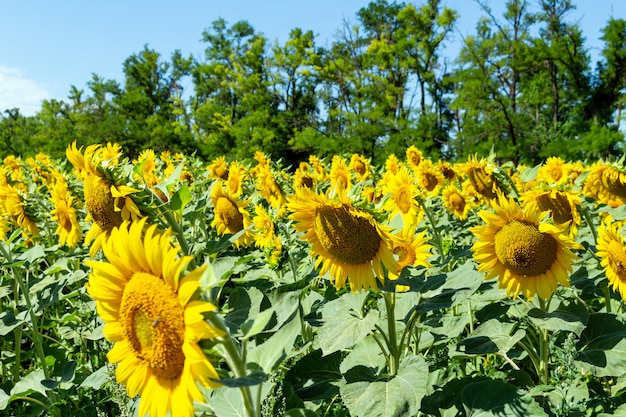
[581,206,599,246]
[149,186,193,259]
[603,282,613,314]
[418,196,445,260]
[383,291,400,376]
[538,297,551,385]
[206,313,257,417]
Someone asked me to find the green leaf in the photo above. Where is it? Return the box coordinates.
[247,312,302,372]
[0,311,23,336]
[457,319,525,355]
[575,313,626,377]
[80,365,110,389]
[285,409,320,417]
[241,307,274,340]
[224,287,265,335]
[42,360,77,389]
[216,369,267,387]
[318,292,379,355]
[461,380,548,416]
[526,298,589,336]
[285,349,342,401]
[17,244,46,265]
[10,369,48,398]
[0,388,9,411]
[340,355,428,417]
[340,335,386,374]
[169,183,192,212]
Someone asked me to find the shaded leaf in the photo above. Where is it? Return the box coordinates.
[461,379,548,416]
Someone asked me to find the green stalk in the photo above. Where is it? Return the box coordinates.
[417,196,445,260]
[206,312,257,417]
[538,298,550,385]
[383,291,400,376]
[581,206,598,246]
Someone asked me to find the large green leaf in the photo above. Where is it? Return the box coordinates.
[575,313,626,377]
[247,311,302,372]
[340,355,428,417]
[285,349,343,401]
[461,379,548,416]
[526,298,589,336]
[318,292,378,355]
[456,319,525,356]
[340,335,386,373]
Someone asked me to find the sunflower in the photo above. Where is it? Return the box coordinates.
[414,159,445,197]
[442,185,472,221]
[329,155,352,201]
[0,184,39,237]
[459,155,501,202]
[520,187,582,235]
[537,156,567,185]
[85,219,223,417]
[381,166,423,230]
[583,161,626,207]
[210,182,254,248]
[226,161,248,198]
[49,176,82,248]
[391,228,432,278]
[349,154,372,182]
[207,156,229,181]
[134,149,160,189]
[383,154,402,177]
[470,196,581,300]
[405,145,423,170]
[252,204,276,249]
[597,217,626,301]
[255,165,288,215]
[287,188,397,291]
[67,142,142,256]
[309,155,328,183]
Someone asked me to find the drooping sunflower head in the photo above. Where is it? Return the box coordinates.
[437,160,456,182]
[308,155,328,182]
[349,153,372,182]
[49,177,82,248]
[459,155,500,201]
[133,149,160,188]
[442,185,472,221]
[0,184,39,237]
[3,155,25,182]
[520,187,582,235]
[287,188,397,291]
[207,156,229,181]
[255,164,287,210]
[470,196,582,300]
[210,181,254,248]
[329,155,352,200]
[252,203,276,249]
[85,218,224,417]
[597,217,626,301]
[226,161,248,198]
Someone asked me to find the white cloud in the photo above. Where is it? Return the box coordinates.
[0,65,51,116]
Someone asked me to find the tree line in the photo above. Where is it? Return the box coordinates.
[2,0,625,167]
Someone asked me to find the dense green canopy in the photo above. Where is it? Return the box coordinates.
[2,0,625,166]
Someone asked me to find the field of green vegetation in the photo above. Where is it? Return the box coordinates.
[2,143,626,417]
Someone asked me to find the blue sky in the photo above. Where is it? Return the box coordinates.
[1,0,624,116]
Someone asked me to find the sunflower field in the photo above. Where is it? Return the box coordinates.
[3,143,626,417]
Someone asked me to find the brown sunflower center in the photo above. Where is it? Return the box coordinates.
[468,167,497,199]
[600,168,626,199]
[607,240,626,277]
[449,192,466,212]
[353,160,366,177]
[393,242,415,270]
[300,175,314,188]
[84,175,123,232]
[409,153,421,167]
[56,203,73,232]
[422,172,439,192]
[314,204,381,265]
[536,193,573,225]
[494,220,557,276]
[216,196,244,233]
[120,272,186,380]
